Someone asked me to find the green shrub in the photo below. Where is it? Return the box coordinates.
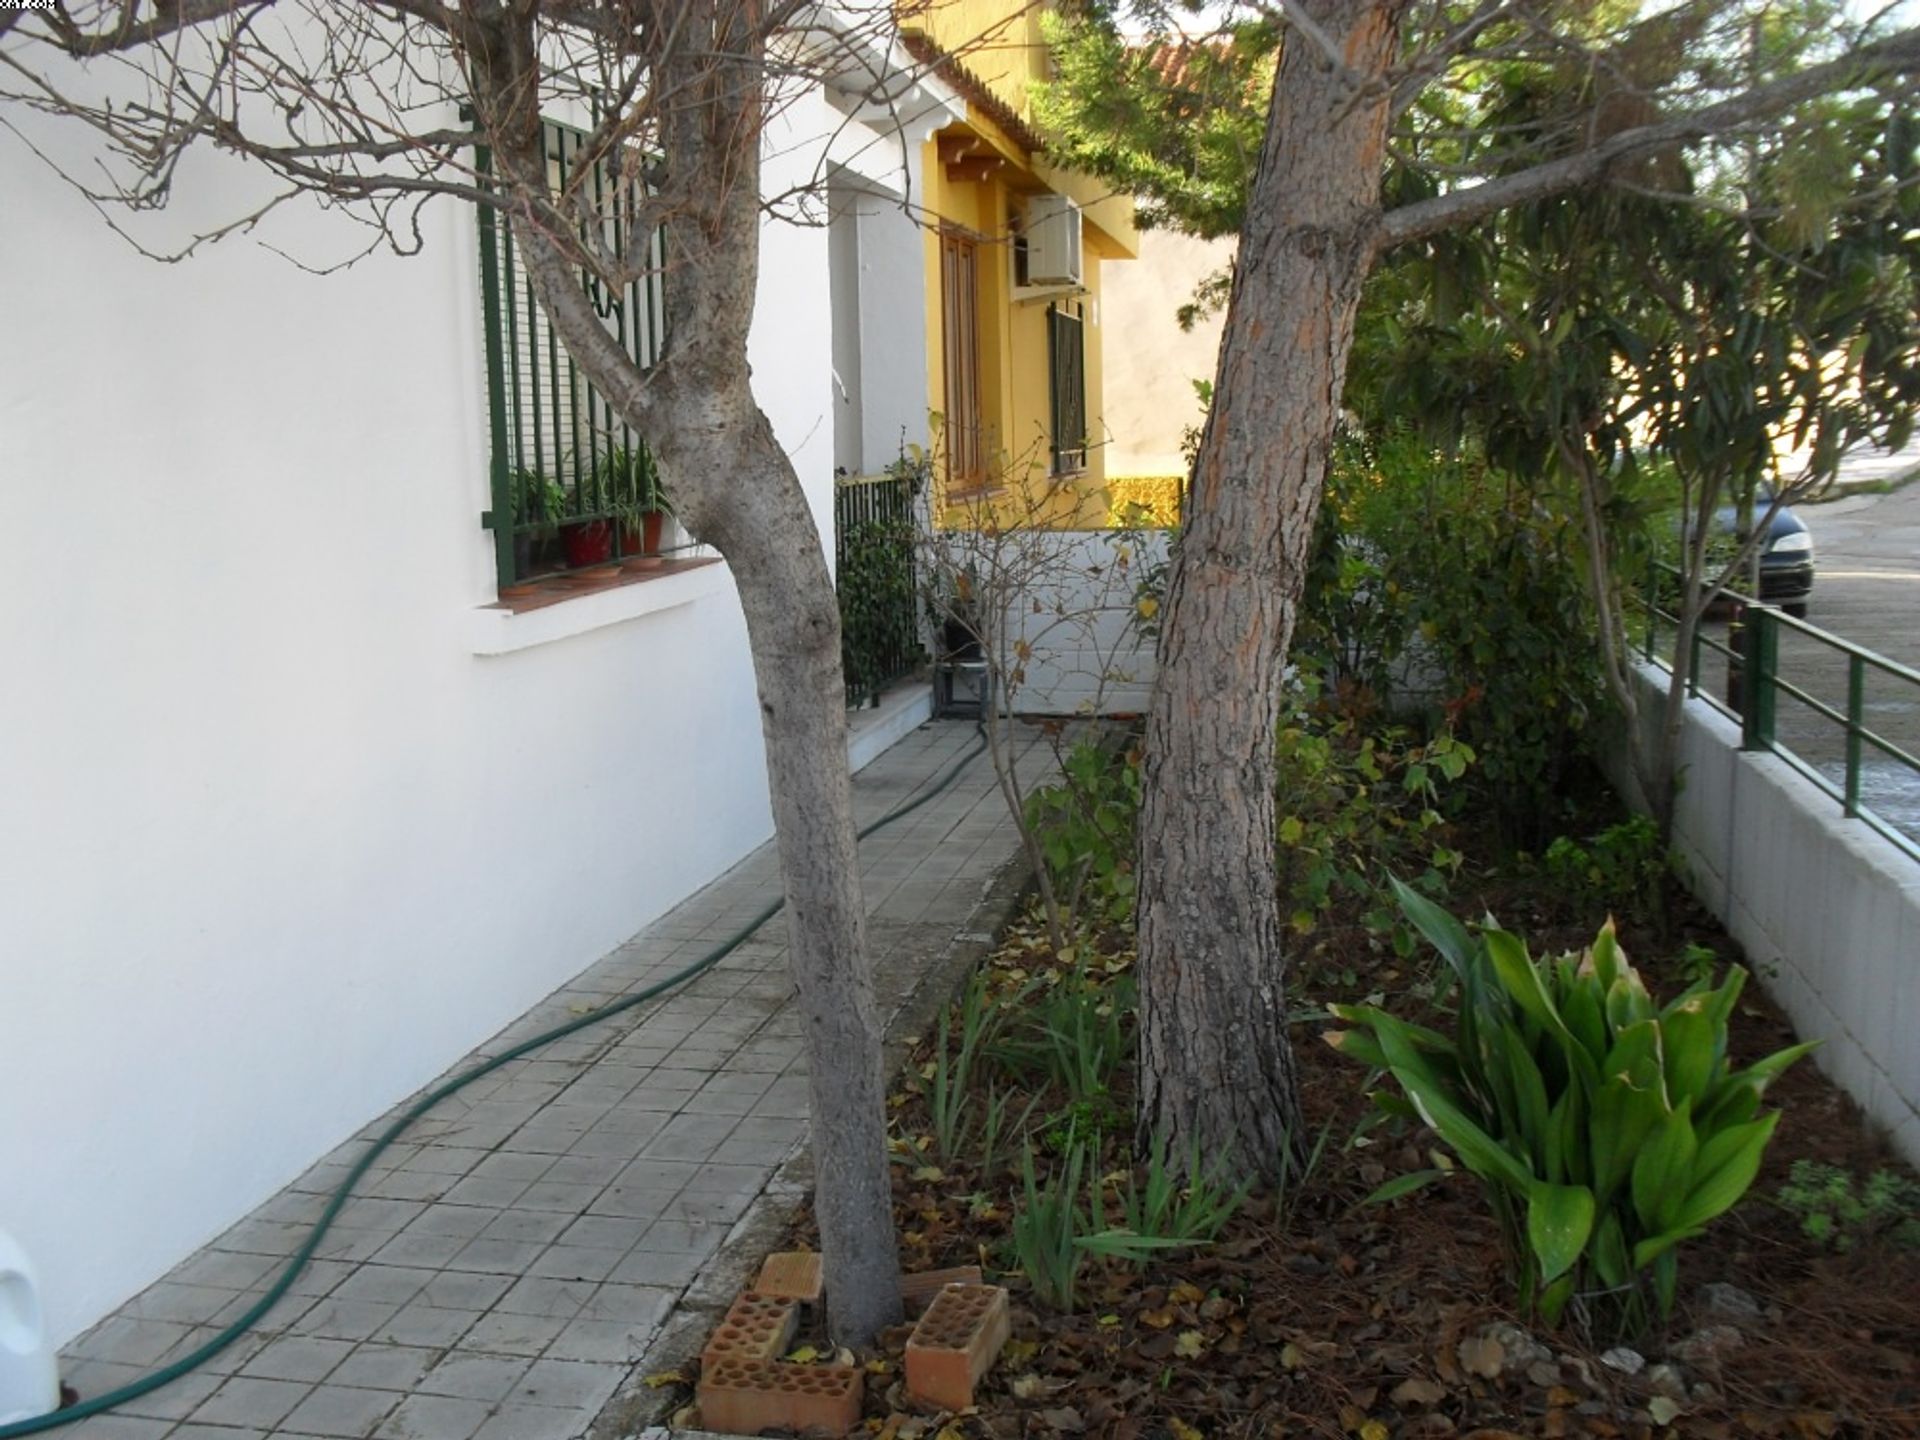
[1119,1135,1253,1253]
[1297,430,1614,849]
[1776,1161,1920,1252]
[988,963,1135,1113]
[1329,879,1812,1335]
[1274,691,1472,958]
[1542,815,1670,921]
[923,975,1001,1165]
[1023,740,1142,931]
[1009,1132,1178,1311]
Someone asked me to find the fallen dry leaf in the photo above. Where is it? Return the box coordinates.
[1390,1377,1446,1407]
[1458,1335,1505,1380]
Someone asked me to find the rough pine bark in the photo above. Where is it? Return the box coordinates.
[1135,0,1406,1183]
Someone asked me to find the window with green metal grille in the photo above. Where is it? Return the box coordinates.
[476,118,669,589]
[1048,302,1087,476]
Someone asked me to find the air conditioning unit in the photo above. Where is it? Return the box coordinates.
[1024,194,1084,287]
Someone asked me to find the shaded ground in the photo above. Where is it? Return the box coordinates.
[741,797,1920,1440]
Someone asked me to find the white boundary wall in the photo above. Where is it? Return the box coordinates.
[1620,663,1920,1166]
[1002,530,1167,717]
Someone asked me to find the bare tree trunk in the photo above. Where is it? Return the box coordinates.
[667,398,905,1347]
[503,117,903,1342]
[1135,0,1405,1183]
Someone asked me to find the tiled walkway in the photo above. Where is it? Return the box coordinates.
[56,721,1025,1440]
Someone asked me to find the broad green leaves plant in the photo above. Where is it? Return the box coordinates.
[1328,879,1812,1336]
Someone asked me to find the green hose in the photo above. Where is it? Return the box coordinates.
[6,726,985,1439]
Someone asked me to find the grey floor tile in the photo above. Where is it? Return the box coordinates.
[57,1417,176,1440]
[416,1351,531,1403]
[372,1393,494,1440]
[189,1374,314,1428]
[326,1345,438,1393]
[470,1403,583,1440]
[239,1334,357,1383]
[540,1318,648,1365]
[113,1368,226,1421]
[278,1384,404,1438]
[451,1311,567,1359]
[369,1303,479,1350]
[504,1358,624,1412]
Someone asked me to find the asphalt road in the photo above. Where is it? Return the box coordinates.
[1691,448,1920,849]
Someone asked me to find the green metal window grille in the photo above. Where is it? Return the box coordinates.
[476,118,668,588]
[1048,301,1087,476]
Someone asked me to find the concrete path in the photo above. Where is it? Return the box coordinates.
[53,720,1028,1440]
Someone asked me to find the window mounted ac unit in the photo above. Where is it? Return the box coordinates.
[1024,194,1083,287]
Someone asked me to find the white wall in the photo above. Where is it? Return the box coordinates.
[1100,230,1233,478]
[978,530,1165,716]
[1618,664,1920,1167]
[0,87,839,1344]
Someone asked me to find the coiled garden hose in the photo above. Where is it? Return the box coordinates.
[4,725,986,1439]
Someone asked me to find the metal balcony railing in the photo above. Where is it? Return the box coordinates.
[1640,564,1920,862]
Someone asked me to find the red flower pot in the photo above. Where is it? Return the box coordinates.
[560,519,614,568]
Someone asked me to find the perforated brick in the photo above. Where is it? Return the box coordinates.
[899,1265,983,1316]
[701,1291,800,1368]
[904,1283,1010,1413]
[696,1356,864,1437]
[755,1251,824,1305]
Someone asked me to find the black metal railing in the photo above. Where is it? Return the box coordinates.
[836,466,926,707]
[1640,563,1920,862]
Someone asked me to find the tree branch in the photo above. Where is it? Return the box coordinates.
[1379,22,1920,250]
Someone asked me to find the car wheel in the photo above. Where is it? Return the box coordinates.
[1785,601,1808,619]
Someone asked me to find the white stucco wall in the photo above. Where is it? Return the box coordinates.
[981,530,1165,716]
[1617,664,1920,1167]
[1100,230,1233,479]
[0,84,847,1344]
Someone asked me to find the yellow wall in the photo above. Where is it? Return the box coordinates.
[905,0,1134,529]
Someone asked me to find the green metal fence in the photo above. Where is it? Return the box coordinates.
[476,119,669,587]
[1641,566,1920,862]
[836,467,926,708]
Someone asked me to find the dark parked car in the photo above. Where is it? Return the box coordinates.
[1700,488,1815,618]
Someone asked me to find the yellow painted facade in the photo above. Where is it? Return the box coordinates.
[899,1,1138,528]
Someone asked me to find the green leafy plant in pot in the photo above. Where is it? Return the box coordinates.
[600,441,670,568]
[508,468,569,584]
[1327,878,1812,1338]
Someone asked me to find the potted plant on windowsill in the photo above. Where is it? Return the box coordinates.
[505,469,569,593]
[608,443,672,570]
[557,460,618,574]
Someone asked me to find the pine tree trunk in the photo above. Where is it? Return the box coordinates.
[1135,0,1405,1183]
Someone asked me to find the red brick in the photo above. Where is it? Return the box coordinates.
[755,1250,824,1304]
[904,1283,1011,1413]
[900,1265,983,1315]
[697,1357,864,1437]
[701,1291,800,1367]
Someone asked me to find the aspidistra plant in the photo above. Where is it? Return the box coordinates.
[1328,879,1812,1334]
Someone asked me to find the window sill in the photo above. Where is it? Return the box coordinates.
[467,556,728,656]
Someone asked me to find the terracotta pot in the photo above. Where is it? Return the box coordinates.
[619,511,667,569]
[560,519,614,568]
